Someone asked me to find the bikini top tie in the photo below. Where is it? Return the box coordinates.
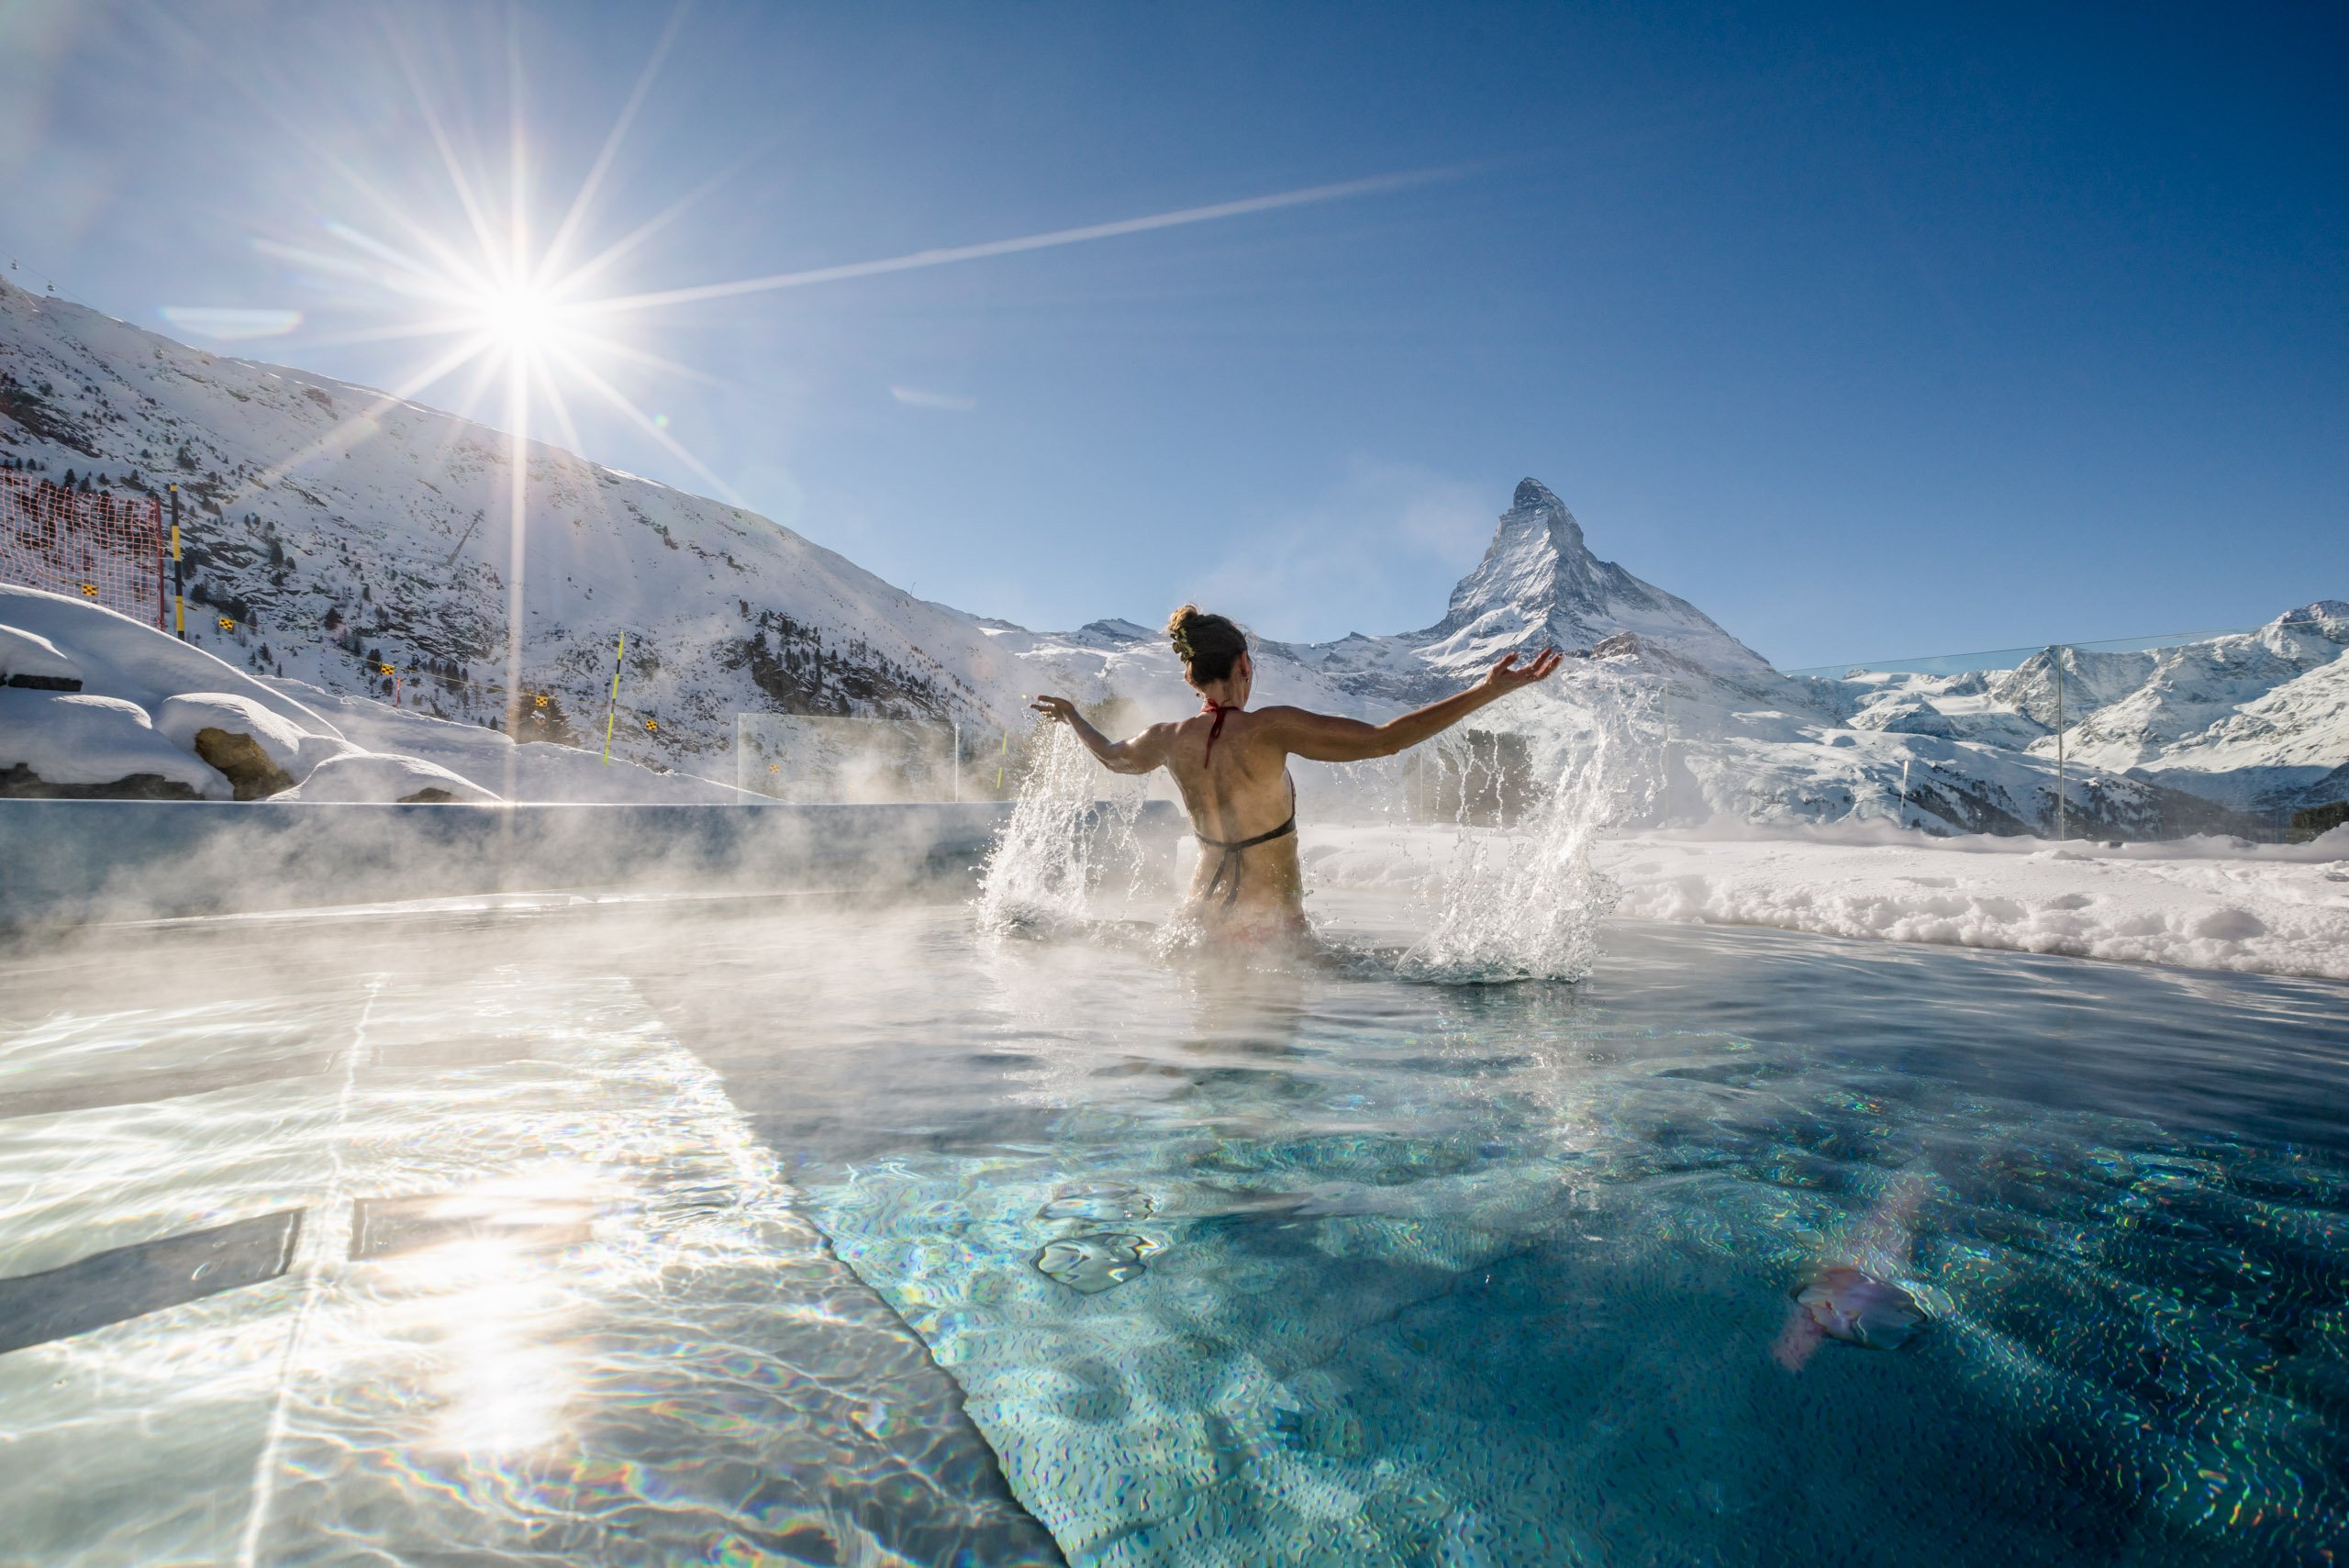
[1201,698,1238,762]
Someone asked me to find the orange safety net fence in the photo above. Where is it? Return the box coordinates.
[0,473,165,628]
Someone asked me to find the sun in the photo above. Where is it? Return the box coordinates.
[476,283,567,352]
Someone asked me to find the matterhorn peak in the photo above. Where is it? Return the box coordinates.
[1499,477,1588,558]
[1413,479,1772,675]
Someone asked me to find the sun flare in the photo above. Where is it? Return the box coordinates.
[477,284,567,351]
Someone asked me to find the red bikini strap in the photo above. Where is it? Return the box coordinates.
[1202,699,1234,762]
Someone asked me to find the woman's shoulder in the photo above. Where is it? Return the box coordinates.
[1244,704,1340,731]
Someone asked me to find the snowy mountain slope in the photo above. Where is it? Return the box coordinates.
[1823,605,2349,824]
[4,278,2338,836]
[2045,606,2349,810]
[0,280,1030,782]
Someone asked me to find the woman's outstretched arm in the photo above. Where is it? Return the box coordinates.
[1262,649,1563,762]
[1031,695,1174,774]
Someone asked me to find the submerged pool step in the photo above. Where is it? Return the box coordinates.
[0,1208,302,1355]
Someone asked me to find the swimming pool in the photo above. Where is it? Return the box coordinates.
[2,889,2343,1566]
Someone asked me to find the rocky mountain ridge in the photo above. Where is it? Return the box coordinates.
[3,279,2341,835]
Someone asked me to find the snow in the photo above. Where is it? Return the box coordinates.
[1304,822,2349,983]
[151,692,315,773]
[273,680,761,803]
[0,279,1034,781]
[0,584,335,734]
[0,584,755,803]
[0,688,228,796]
[0,623,79,687]
[275,750,497,804]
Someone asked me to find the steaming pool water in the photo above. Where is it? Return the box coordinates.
[2,888,2344,1567]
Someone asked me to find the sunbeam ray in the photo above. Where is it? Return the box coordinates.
[276,316,501,351]
[538,1,693,286]
[544,132,785,298]
[228,334,495,511]
[317,223,495,303]
[384,23,509,281]
[562,328,735,391]
[506,9,529,287]
[547,343,747,506]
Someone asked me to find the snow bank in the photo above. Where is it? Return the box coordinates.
[0,585,760,804]
[0,624,80,687]
[1304,822,2349,982]
[276,751,497,804]
[0,584,336,733]
[0,689,228,796]
[272,681,761,804]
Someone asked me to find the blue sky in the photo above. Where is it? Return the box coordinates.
[2,2,2340,667]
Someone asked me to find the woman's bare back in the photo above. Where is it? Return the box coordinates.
[1161,706,1305,927]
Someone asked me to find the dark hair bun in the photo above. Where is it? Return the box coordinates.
[1166,605,1248,684]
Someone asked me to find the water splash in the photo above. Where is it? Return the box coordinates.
[974,723,1147,935]
[1397,683,1653,984]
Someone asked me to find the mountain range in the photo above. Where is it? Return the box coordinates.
[2,278,2341,837]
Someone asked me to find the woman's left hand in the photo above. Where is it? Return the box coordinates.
[1031,694,1078,724]
[1480,648,1564,694]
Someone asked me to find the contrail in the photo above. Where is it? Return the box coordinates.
[576,166,1456,317]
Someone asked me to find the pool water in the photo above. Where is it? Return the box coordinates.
[3,891,2344,1566]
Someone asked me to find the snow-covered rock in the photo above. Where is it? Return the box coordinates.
[276,751,497,804]
[0,582,335,735]
[0,688,228,797]
[152,692,314,774]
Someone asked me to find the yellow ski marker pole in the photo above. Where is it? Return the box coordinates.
[169,484,185,639]
[996,729,1008,792]
[602,633,626,763]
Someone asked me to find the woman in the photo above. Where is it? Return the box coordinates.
[1032,605,1562,935]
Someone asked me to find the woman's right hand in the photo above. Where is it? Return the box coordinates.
[1031,694,1078,724]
